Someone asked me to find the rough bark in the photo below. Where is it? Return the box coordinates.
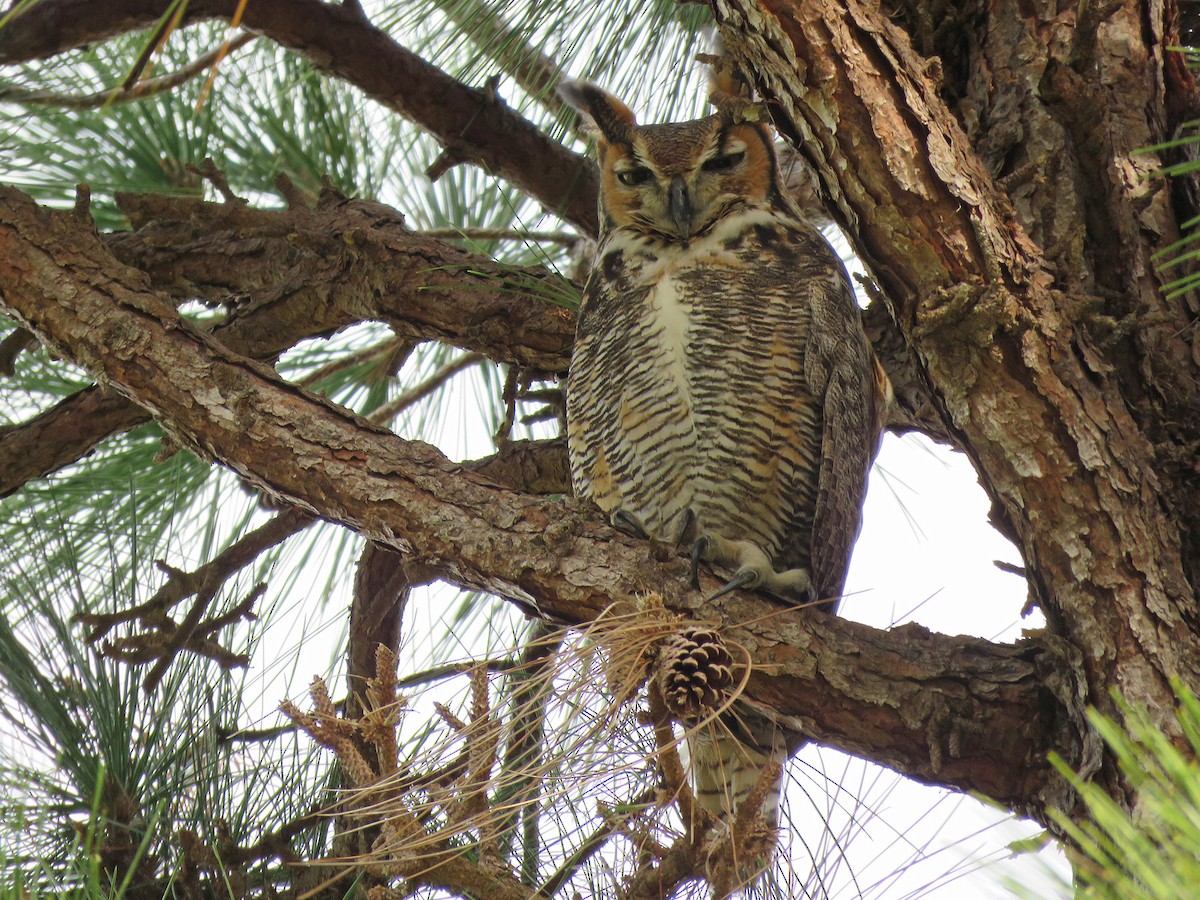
[711,0,1200,807]
[0,183,1084,815]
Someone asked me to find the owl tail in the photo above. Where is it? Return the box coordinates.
[685,709,791,884]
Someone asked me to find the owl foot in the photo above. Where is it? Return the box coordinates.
[610,508,651,540]
[691,535,813,603]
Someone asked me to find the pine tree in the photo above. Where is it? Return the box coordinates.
[1,1,1197,897]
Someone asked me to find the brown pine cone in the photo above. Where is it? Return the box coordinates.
[656,628,734,721]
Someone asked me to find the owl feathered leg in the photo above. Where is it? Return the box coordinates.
[688,720,785,824]
[610,508,698,545]
[691,534,814,603]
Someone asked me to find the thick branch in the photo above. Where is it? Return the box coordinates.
[0,0,599,232]
[0,386,150,497]
[111,192,577,373]
[0,183,1083,818]
[0,192,574,498]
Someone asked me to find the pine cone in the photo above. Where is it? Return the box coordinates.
[656,628,734,721]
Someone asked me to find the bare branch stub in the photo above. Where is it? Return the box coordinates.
[0,328,36,376]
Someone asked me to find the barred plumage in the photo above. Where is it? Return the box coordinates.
[560,81,888,847]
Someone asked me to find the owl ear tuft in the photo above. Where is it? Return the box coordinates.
[558,80,637,144]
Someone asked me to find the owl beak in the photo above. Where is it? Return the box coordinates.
[668,175,693,239]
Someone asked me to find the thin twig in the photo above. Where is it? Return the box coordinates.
[538,788,658,897]
[0,33,257,109]
[492,620,563,882]
[619,829,703,900]
[371,352,484,423]
[187,158,244,205]
[296,337,405,389]
[646,678,700,828]
[994,559,1027,578]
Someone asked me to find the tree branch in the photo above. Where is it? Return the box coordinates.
[0,191,574,498]
[0,183,1087,821]
[0,0,599,232]
[111,191,578,372]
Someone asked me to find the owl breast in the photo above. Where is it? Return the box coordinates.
[567,207,823,573]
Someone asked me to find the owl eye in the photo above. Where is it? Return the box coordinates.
[616,166,652,186]
[702,151,746,172]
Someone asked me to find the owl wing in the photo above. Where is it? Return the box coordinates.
[800,258,889,607]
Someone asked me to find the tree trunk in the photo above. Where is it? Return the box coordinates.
[714,0,1200,809]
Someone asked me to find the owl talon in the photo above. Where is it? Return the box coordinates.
[689,535,710,589]
[692,533,815,603]
[673,508,698,548]
[611,508,650,540]
[707,567,762,601]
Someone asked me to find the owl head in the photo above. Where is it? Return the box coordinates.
[558,81,782,242]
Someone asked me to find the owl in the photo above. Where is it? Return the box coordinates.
[559,82,890,834]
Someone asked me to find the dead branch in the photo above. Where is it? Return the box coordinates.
[76,507,310,688]
[283,666,550,900]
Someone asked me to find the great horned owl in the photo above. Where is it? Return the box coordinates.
[559,81,889,836]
